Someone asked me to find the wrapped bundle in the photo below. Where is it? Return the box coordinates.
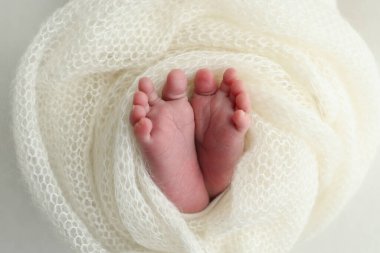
[13,0,380,252]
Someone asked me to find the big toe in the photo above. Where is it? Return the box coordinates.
[194,68,217,96]
[162,69,188,101]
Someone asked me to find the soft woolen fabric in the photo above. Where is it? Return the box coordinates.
[13,0,380,252]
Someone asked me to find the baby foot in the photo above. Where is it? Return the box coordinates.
[130,69,209,213]
[190,68,251,198]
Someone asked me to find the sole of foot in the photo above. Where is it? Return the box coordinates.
[190,68,251,198]
[130,69,209,213]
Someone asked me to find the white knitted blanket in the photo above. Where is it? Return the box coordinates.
[13,0,380,252]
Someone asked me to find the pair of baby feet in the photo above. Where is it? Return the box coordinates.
[129,68,251,213]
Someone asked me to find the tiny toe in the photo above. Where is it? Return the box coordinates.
[230,80,244,97]
[219,80,230,95]
[134,117,152,143]
[194,68,217,96]
[231,110,250,132]
[138,77,160,105]
[129,105,147,125]
[235,93,251,113]
[222,68,237,85]
[133,91,149,112]
[162,69,188,100]
[220,68,237,96]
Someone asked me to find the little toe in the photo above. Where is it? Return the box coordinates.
[194,68,217,96]
[138,77,160,105]
[130,105,147,125]
[231,109,251,132]
[162,69,188,100]
[134,117,152,143]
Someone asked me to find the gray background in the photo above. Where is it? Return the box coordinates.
[0,0,379,252]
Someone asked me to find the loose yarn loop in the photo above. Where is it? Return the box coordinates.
[13,0,380,252]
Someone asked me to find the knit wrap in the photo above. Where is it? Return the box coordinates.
[13,0,380,252]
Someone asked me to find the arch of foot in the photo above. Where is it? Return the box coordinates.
[13,0,380,252]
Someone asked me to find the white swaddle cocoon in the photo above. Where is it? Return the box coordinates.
[13,0,380,252]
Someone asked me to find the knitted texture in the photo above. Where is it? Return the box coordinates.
[13,0,380,252]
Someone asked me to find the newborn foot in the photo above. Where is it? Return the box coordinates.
[130,70,209,213]
[191,68,251,198]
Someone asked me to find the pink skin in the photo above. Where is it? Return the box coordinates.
[191,68,251,198]
[130,68,251,213]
